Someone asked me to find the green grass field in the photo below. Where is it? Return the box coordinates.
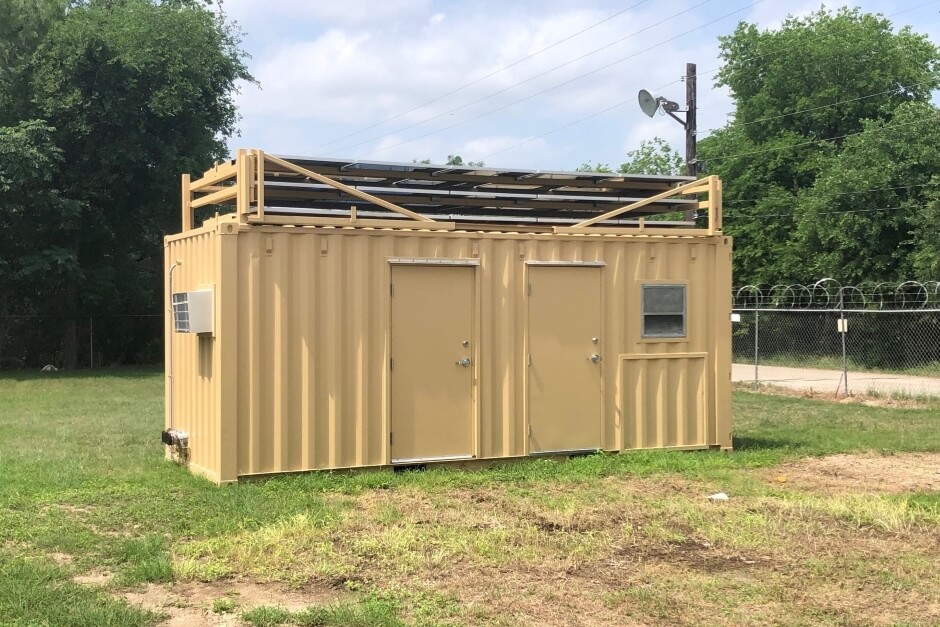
[1,369,939,626]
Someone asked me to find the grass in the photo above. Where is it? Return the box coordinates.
[242,597,404,627]
[1,368,939,625]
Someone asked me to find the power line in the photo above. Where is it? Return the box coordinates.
[727,204,917,220]
[360,0,766,159]
[723,181,940,206]
[480,81,931,165]
[302,0,654,155]
[480,38,814,163]
[331,0,715,156]
[701,80,935,135]
[473,0,940,164]
[703,114,935,162]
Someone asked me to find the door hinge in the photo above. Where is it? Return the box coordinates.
[527,283,532,295]
[390,358,394,370]
[389,432,393,444]
[527,353,532,366]
[390,283,394,296]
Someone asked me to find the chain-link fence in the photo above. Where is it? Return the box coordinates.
[0,315,163,370]
[732,281,940,397]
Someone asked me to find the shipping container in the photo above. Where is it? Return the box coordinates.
[164,150,732,484]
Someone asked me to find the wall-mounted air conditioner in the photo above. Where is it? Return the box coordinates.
[172,289,213,335]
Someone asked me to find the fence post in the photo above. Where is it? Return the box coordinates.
[753,310,760,389]
[840,308,848,396]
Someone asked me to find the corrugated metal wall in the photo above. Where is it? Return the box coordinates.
[216,226,731,479]
[165,226,221,482]
[166,223,732,482]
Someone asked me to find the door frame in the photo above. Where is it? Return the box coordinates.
[523,260,606,456]
[385,258,482,465]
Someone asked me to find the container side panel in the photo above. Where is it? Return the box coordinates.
[232,228,731,476]
[166,230,220,480]
[622,354,707,449]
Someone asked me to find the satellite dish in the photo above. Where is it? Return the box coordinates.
[638,89,659,117]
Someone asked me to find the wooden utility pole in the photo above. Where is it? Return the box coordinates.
[684,62,697,221]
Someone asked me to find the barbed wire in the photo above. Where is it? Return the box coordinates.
[732,279,940,310]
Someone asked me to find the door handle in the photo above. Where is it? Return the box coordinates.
[589,354,602,363]
[456,357,471,367]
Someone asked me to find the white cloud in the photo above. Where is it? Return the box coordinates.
[224,0,939,169]
[461,135,542,160]
[224,0,431,28]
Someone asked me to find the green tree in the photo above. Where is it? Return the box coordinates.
[0,121,83,365]
[793,102,940,282]
[0,0,252,367]
[576,161,613,173]
[0,0,68,124]
[446,154,485,167]
[698,7,940,284]
[618,137,683,175]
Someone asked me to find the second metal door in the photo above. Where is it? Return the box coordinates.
[527,265,603,454]
[390,264,475,463]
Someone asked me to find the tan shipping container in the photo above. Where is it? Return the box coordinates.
[165,151,732,484]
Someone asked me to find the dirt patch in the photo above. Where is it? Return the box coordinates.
[49,552,73,566]
[640,539,763,573]
[734,382,939,409]
[119,580,347,626]
[73,570,113,585]
[770,452,940,493]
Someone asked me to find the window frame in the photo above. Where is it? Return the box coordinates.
[641,283,688,339]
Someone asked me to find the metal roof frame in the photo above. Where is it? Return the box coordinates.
[181,149,723,236]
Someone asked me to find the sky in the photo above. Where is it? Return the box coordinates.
[221,0,940,171]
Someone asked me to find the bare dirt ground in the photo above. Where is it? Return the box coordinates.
[734,381,939,408]
[770,452,940,493]
[732,363,940,398]
[116,580,346,626]
[71,453,940,626]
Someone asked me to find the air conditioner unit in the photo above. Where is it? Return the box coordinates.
[171,289,213,335]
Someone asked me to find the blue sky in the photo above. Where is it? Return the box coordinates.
[222,0,940,170]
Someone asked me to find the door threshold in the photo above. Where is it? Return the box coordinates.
[529,448,599,457]
[391,454,474,465]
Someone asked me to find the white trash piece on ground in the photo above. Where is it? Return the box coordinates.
[41,364,58,372]
[706,492,729,501]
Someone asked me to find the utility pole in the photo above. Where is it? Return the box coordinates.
[684,62,697,221]
[637,63,698,222]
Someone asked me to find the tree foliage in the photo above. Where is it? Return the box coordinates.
[698,7,940,284]
[578,137,682,176]
[0,0,251,367]
[618,138,683,175]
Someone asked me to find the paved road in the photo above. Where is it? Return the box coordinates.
[732,363,940,397]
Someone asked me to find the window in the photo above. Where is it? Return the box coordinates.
[642,284,686,338]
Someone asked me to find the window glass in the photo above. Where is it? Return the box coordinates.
[642,285,686,338]
[643,285,685,313]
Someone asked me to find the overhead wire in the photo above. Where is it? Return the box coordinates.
[328,0,716,156]
[358,0,767,159]
[478,35,813,162]
[474,0,940,164]
[728,204,921,220]
[723,181,940,206]
[703,113,937,162]
[302,0,655,155]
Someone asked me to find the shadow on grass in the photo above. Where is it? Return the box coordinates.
[732,435,805,452]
